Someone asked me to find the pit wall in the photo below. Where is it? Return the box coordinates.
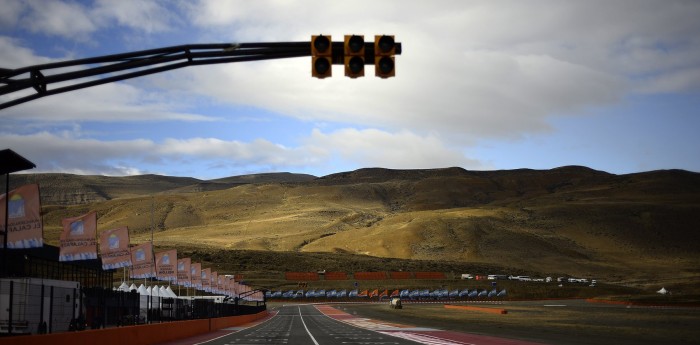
[0,311,268,345]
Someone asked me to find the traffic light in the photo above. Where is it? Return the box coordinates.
[374,35,395,78]
[311,35,332,78]
[344,35,365,78]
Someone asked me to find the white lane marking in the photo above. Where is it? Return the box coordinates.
[299,306,321,345]
[543,304,567,307]
[380,331,475,345]
[192,312,278,345]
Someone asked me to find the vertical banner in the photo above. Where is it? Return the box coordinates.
[99,226,132,270]
[156,249,177,282]
[130,242,155,278]
[1,184,43,248]
[59,211,98,261]
[201,268,211,292]
[211,271,218,294]
[177,257,191,287]
[190,262,201,289]
[227,276,235,297]
[218,275,226,295]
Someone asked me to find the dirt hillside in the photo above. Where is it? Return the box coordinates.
[7,167,700,292]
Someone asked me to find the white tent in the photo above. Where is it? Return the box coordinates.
[137,284,148,295]
[146,286,152,295]
[165,286,177,298]
[152,285,160,297]
[129,283,137,292]
[118,282,130,292]
[657,287,668,295]
[159,286,168,297]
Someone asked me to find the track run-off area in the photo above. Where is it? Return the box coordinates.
[162,303,544,345]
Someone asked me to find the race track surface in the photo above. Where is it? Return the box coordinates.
[160,304,546,345]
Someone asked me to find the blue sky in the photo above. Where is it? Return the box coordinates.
[1,0,699,179]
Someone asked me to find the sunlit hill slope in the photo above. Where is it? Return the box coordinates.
[9,166,700,291]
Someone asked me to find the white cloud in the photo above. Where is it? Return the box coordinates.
[0,124,481,177]
[1,128,321,177]
[1,80,217,123]
[159,137,316,167]
[10,0,179,41]
[22,0,96,40]
[306,128,483,170]
[0,131,154,176]
[92,0,176,33]
[0,0,25,29]
[175,39,624,142]
[0,36,54,68]
[3,1,700,177]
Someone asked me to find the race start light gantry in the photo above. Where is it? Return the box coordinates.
[311,34,399,79]
[0,35,402,110]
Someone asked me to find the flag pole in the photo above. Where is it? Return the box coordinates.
[2,173,9,277]
[150,196,155,281]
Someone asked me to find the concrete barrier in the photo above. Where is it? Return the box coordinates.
[444,304,508,314]
[0,311,268,345]
[210,311,269,330]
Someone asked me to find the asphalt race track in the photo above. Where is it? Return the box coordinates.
[204,305,421,345]
[163,304,545,345]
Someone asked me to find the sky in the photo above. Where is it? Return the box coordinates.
[1,0,699,180]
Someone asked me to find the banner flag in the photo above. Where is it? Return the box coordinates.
[130,242,155,278]
[218,275,226,295]
[224,276,232,296]
[201,268,211,292]
[230,277,237,297]
[177,257,191,286]
[59,211,98,261]
[190,262,201,289]
[156,249,177,282]
[211,271,218,293]
[1,184,43,249]
[99,226,132,270]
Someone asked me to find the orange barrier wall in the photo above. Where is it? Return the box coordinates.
[415,272,446,279]
[324,272,348,280]
[585,298,630,306]
[285,272,320,281]
[354,272,387,280]
[0,311,268,345]
[210,311,268,330]
[444,304,508,314]
[389,271,412,279]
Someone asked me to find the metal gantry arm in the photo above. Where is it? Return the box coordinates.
[0,42,312,110]
[0,38,401,111]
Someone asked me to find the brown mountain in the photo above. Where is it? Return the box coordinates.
[7,172,316,204]
[6,167,700,292]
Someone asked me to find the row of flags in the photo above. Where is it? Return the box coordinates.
[2,184,255,297]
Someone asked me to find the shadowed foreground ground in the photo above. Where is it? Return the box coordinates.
[317,300,700,345]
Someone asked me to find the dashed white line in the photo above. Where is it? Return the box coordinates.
[380,331,476,345]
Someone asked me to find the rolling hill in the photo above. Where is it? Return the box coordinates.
[6,167,700,292]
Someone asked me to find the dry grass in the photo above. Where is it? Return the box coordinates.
[10,167,700,294]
